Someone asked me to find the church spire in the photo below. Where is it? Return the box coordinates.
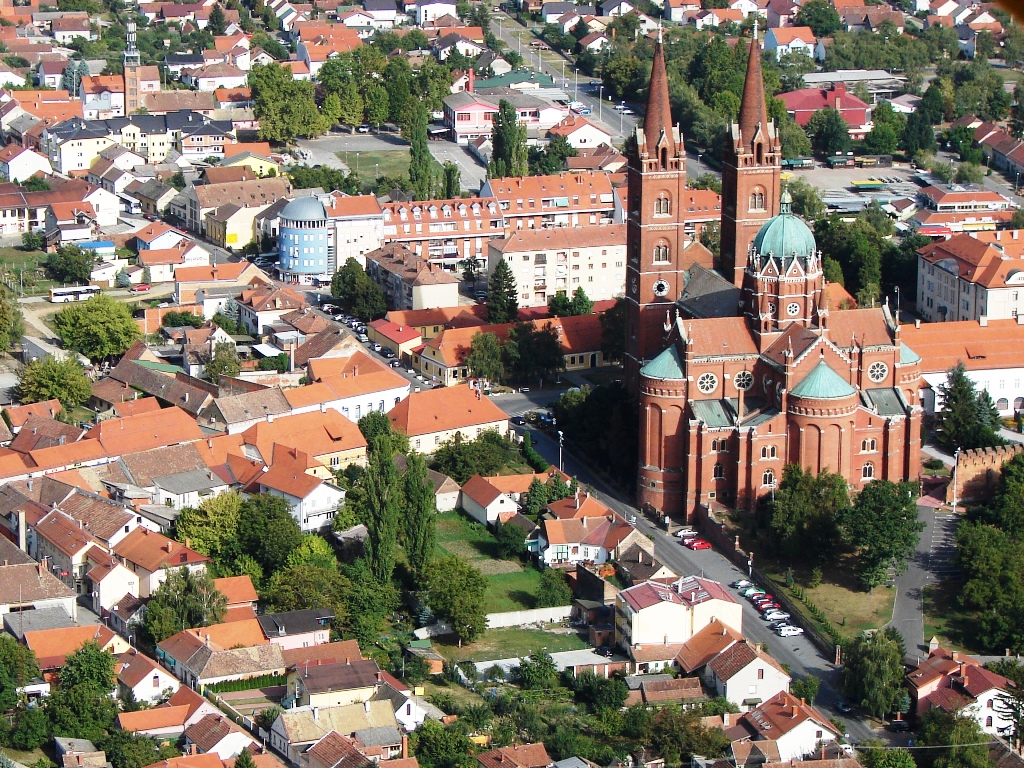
[737,28,769,147]
[643,35,675,160]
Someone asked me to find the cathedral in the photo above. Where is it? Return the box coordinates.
[625,33,922,519]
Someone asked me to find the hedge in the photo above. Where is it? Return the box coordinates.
[205,674,287,693]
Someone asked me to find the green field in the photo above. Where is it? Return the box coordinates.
[0,246,52,296]
[435,627,589,662]
[336,148,444,184]
[434,511,546,613]
[923,579,979,653]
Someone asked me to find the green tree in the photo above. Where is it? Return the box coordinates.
[494,520,527,559]
[53,294,140,361]
[47,641,118,741]
[790,675,820,704]
[142,568,227,644]
[843,480,924,590]
[569,287,594,315]
[465,331,505,382]
[513,650,558,689]
[955,162,985,185]
[919,709,991,768]
[536,568,572,607]
[100,730,180,768]
[442,162,461,198]
[16,356,90,408]
[600,297,626,363]
[174,491,243,559]
[841,631,905,719]
[793,0,841,36]
[936,362,1005,451]
[412,719,475,768]
[425,554,486,641]
[957,521,1024,652]
[486,258,518,324]
[364,82,390,128]
[787,178,826,220]
[862,748,915,768]
[778,118,813,161]
[204,341,241,383]
[402,451,436,580]
[488,99,528,178]
[504,322,564,385]
[405,99,433,200]
[865,122,899,155]
[331,257,386,320]
[547,293,571,317]
[0,284,24,353]
[233,750,257,768]
[322,92,342,126]
[10,706,50,750]
[336,79,364,129]
[806,108,850,157]
[249,63,326,142]
[46,244,94,284]
[207,2,226,34]
[21,231,44,251]
[767,465,848,562]
[364,433,401,584]
[234,494,303,574]
[904,110,936,156]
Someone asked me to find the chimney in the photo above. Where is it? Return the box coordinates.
[402,736,409,760]
[952,651,960,661]
[363,700,371,714]
[166,540,174,552]
[27,479,33,491]
[37,559,43,576]
[320,402,327,413]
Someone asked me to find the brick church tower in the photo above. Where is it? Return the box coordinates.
[719,31,782,287]
[624,33,689,395]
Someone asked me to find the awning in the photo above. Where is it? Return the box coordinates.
[253,343,283,357]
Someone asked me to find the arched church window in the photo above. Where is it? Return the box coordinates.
[655,195,671,215]
[713,462,724,479]
[761,445,777,459]
[862,463,874,479]
[762,469,775,487]
[653,244,670,263]
[749,189,766,212]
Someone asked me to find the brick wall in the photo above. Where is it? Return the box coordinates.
[945,443,1024,503]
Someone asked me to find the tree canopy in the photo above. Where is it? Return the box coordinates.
[16,357,91,408]
[53,294,140,361]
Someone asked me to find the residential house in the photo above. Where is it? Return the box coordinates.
[443,90,568,145]
[286,658,380,708]
[480,172,618,230]
[907,647,1012,734]
[257,608,334,649]
[0,539,76,619]
[0,145,51,182]
[25,624,129,671]
[476,744,552,768]
[32,510,102,596]
[616,542,676,585]
[175,261,271,305]
[763,27,816,59]
[387,384,509,453]
[676,618,743,675]
[258,445,347,532]
[237,286,307,336]
[706,640,791,711]
[285,352,411,420]
[214,575,259,622]
[180,176,292,238]
[540,516,648,568]
[117,684,221,738]
[87,555,140,618]
[184,714,256,758]
[364,244,461,312]
[777,83,873,140]
[735,692,841,762]
[116,647,181,705]
[460,475,519,526]
[113,528,209,598]
[157,619,286,688]
[379,196,504,273]
[546,115,613,149]
[269,701,401,765]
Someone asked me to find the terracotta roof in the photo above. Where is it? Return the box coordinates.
[767,26,815,43]
[259,447,324,499]
[282,639,362,668]
[708,640,789,682]
[9,415,82,453]
[118,704,193,733]
[677,619,742,672]
[34,509,99,556]
[113,528,209,572]
[482,469,567,496]
[385,305,488,329]
[117,647,164,689]
[113,397,162,418]
[214,575,258,606]
[639,676,705,703]
[4,399,62,428]
[0,559,75,608]
[547,491,612,519]
[306,731,372,768]
[25,624,117,669]
[460,474,507,508]
[493,224,624,253]
[84,405,204,454]
[476,744,552,768]
[141,756,224,768]
[174,262,264,283]
[185,713,251,752]
[898,318,1024,374]
[239,285,306,313]
[740,691,837,740]
[388,385,508,437]
[367,319,421,345]
[486,172,613,212]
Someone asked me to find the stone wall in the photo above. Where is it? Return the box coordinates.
[945,443,1024,504]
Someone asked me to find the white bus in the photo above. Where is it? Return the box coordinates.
[49,285,101,303]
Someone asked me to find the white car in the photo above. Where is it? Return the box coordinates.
[613,103,627,112]
[763,611,790,622]
[675,527,698,539]
[777,625,805,637]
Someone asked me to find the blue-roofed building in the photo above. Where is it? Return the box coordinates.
[278,196,331,285]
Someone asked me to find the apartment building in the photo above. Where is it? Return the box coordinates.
[380,196,505,272]
[487,224,626,307]
[480,172,619,230]
[917,233,1024,322]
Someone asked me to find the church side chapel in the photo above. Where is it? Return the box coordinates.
[624,30,922,520]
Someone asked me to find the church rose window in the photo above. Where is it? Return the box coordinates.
[734,371,753,390]
[697,372,718,394]
[868,362,888,383]
[787,302,800,316]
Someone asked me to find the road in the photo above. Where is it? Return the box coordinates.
[487,388,890,747]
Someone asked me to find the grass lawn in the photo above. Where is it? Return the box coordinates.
[422,680,488,707]
[435,511,546,613]
[2,745,54,767]
[923,579,980,653]
[0,246,53,296]
[435,627,589,662]
[336,149,444,184]
[762,553,895,639]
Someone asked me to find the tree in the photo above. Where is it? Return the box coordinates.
[249,63,326,142]
[919,709,991,768]
[955,162,985,185]
[364,82,390,128]
[904,110,936,156]
[600,297,626,363]
[767,465,848,562]
[862,748,915,768]
[569,287,594,315]
[207,2,226,34]
[843,480,924,590]
[806,108,850,157]
[234,494,303,574]
[331,257,386,320]
[841,631,905,719]
[494,520,527,559]
[865,122,899,155]
[489,99,528,178]
[442,162,460,198]
[936,362,1004,451]
[53,294,140,361]
[425,554,486,641]
[233,750,257,768]
[364,433,401,584]
[47,640,118,741]
[787,178,826,220]
[405,99,433,200]
[16,356,90,408]
[504,322,563,384]
[513,650,558,689]
[0,284,23,354]
[336,79,364,129]
[46,244,94,284]
[402,451,436,580]
[793,0,841,37]
[412,719,475,768]
[142,568,227,643]
[204,341,241,383]
[465,331,505,383]
[432,430,522,484]
[536,568,572,607]
[10,706,50,749]
[174,490,243,559]
[100,730,180,768]
[486,258,518,324]
[548,293,572,317]
[790,675,820,704]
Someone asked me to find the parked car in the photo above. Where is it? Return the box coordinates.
[731,580,752,589]
[675,527,698,539]
[130,284,151,293]
[776,626,804,637]
[511,415,527,425]
[382,348,395,358]
[758,602,782,613]
[763,611,790,622]
[684,538,712,550]
[836,701,854,714]
[890,720,910,732]
[740,587,765,597]
[389,360,402,368]
[357,333,369,343]
[613,103,628,111]
[371,342,382,352]
[357,125,371,133]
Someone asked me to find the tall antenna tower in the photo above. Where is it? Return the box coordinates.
[124,20,141,69]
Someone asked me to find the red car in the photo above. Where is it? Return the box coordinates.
[130,283,151,293]
[758,602,782,612]
[685,538,712,550]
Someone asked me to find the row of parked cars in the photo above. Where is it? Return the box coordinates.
[731,580,805,637]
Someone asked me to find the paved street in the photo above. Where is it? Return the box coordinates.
[488,388,887,746]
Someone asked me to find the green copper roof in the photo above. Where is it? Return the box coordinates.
[751,190,816,261]
[641,344,685,381]
[790,360,857,400]
[900,343,921,365]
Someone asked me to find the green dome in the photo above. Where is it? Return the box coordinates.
[751,189,816,261]
[790,360,857,400]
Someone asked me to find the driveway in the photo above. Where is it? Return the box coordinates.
[428,142,487,194]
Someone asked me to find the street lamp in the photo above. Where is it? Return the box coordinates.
[558,430,564,471]
[574,68,578,101]
[696,152,702,175]
[598,84,603,121]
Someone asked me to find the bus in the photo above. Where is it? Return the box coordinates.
[49,285,101,303]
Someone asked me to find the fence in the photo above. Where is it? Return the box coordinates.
[484,606,572,629]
